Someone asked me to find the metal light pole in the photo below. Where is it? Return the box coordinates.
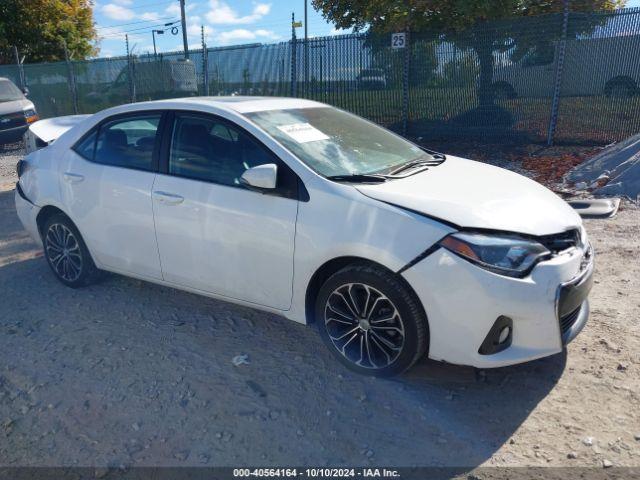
[152,29,164,57]
[180,0,189,59]
[151,22,177,58]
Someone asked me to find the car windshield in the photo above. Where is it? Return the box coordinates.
[245,107,429,177]
[0,79,24,102]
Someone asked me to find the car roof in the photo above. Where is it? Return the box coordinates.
[125,96,326,114]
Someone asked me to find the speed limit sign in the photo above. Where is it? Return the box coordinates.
[391,32,406,49]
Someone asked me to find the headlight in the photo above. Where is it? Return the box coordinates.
[439,232,551,277]
[23,109,39,124]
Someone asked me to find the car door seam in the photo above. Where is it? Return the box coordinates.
[286,199,301,312]
[149,173,166,281]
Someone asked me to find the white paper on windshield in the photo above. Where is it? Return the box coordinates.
[277,123,329,143]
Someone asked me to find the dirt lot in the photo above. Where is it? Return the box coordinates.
[0,141,639,470]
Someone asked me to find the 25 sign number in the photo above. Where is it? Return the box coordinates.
[391,32,406,49]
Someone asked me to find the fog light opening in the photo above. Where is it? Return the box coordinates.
[478,316,513,355]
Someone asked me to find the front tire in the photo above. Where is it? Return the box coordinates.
[42,214,100,288]
[315,263,428,377]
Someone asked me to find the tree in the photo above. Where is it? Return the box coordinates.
[312,0,623,109]
[0,0,97,64]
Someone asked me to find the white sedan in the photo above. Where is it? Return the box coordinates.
[15,97,593,376]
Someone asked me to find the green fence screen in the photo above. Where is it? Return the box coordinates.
[2,7,640,146]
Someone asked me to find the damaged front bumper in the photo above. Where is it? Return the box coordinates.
[401,242,594,368]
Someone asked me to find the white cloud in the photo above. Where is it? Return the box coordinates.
[187,23,215,40]
[139,12,160,21]
[255,29,277,38]
[329,27,350,36]
[216,28,277,45]
[102,3,136,20]
[205,0,271,25]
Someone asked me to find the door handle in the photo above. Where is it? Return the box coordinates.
[153,191,184,205]
[63,172,85,184]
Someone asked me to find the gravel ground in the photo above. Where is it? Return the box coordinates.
[0,142,639,470]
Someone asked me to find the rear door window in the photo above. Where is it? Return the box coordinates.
[94,114,161,171]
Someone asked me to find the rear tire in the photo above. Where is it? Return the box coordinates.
[315,263,428,377]
[42,214,100,288]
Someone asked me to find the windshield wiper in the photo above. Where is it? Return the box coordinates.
[326,174,388,183]
[388,156,446,176]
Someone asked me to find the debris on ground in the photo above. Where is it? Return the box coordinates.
[567,198,621,218]
[565,134,640,199]
[231,354,250,366]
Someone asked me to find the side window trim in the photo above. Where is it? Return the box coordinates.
[72,128,98,161]
[161,109,306,201]
[71,110,167,173]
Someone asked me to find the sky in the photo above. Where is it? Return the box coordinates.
[94,0,350,58]
[94,0,640,58]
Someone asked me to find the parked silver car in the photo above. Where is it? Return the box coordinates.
[0,77,38,145]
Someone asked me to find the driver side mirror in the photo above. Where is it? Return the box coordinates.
[240,163,278,190]
[22,87,29,96]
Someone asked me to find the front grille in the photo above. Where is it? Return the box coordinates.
[560,305,581,335]
[0,112,26,131]
[539,229,580,253]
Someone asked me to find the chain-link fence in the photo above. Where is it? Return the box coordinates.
[2,6,640,146]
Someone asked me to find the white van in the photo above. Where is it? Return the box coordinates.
[491,35,640,98]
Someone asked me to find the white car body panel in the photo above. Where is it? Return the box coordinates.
[152,173,298,310]
[14,96,592,369]
[58,150,163,279]
[356,155,582,236]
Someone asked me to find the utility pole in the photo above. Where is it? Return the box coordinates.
[63,40,79,114]
[291,12,297,97]
[201,25,209,95]
[547,0,570,146]
[125,34,135,103]
[12,46,25,92]
[304,0,308,95]
[180,0,189,59]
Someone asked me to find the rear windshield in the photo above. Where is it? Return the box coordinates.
[0,79,24,102]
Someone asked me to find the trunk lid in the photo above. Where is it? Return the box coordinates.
[25,115,90,152]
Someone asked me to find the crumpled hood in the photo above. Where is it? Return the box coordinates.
[357,155,582,236]
[0,98,33,115]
